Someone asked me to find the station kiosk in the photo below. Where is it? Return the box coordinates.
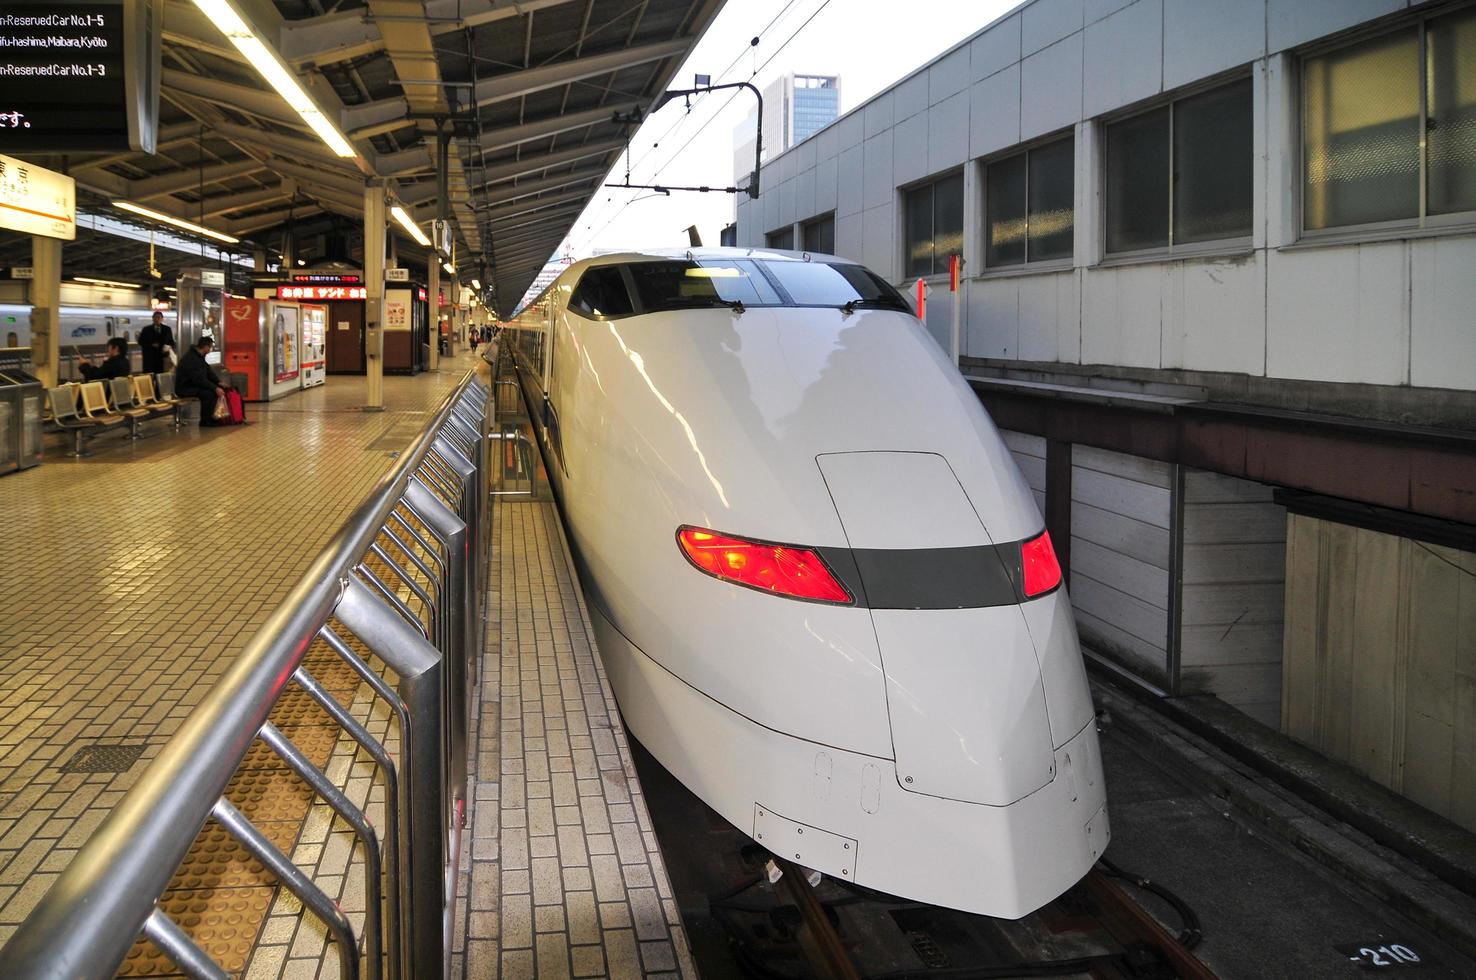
[256,274,366,375]
[223,297,304,401]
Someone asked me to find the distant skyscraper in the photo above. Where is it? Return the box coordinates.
[733,73,841,185]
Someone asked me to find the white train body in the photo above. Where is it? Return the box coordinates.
[0,302,158,352]
[509,248,1107,918]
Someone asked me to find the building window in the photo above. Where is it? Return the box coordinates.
[802,213,835,254]
[985,136,1074,266]
[1303,6,1476,233]
[767,226,795,250]
[904,172,964,277]
[1105,77,1253,254]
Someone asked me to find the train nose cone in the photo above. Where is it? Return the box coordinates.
[817,451,1056,806]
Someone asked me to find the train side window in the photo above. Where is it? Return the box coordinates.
[569,267,634,319]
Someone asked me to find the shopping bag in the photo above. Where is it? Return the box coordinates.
[212,394,229,421]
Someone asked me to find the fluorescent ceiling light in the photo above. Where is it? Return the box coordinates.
[73,276,142,289]
[189,0,356,158]
[443,261,455,275]
[112,201,241,244]
[390,205,431,247]
[470,279,481,289]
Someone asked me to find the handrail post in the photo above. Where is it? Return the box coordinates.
[334,576,448,980]
[404,477,470,836]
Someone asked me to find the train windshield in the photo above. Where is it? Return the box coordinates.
[761,261,910,312]
[622,258,910,315]
[626,260,781,311]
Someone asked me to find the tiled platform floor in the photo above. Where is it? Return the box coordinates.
[453,499,696,980]
[0,352,697,979]
[0,359,477,949]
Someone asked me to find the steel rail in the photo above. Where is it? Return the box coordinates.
[0,369,488,980]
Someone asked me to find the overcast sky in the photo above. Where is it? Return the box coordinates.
[548,0,1018,267]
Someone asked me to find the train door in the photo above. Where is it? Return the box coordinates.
[540,293,565,471]
[542,293,556,388]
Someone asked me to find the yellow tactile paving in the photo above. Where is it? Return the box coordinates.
[0,357,479,974]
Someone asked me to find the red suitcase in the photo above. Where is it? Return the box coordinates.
[224,389,247,425]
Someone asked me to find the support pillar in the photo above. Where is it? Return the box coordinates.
[447,282,459,356]
[364,179,387,410]
[431,123,447,372]
[427,255,441,371]
[30,236,62,388]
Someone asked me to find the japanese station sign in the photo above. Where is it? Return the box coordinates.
[0,154,76,240]
[0,0,161,152]
[278,284,367,301]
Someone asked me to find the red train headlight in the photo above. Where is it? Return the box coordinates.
[677,526,853,604]
[1020,529,1062,597]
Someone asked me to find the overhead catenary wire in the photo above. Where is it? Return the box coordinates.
[572,0,830,250]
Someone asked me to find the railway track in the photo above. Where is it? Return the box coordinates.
[742,853,1217,980]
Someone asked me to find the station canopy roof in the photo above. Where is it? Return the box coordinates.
[1,0,725,317]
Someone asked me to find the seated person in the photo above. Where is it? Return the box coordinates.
[175,336,229,425]
[78,339,131,382]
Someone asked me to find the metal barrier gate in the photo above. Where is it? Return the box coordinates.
[0,370,491,980]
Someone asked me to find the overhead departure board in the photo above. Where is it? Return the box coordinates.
[0,0,158,152]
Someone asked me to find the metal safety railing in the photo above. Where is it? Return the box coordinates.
[485,342,544,500]
[0,369,491,980]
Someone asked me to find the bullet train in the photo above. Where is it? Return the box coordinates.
[0,302,157,352]
[507,247,1107,918]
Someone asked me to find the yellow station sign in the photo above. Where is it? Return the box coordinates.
[0,154,76,241]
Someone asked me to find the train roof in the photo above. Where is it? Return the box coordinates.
[565,246,848,277]
[517,247,855,314]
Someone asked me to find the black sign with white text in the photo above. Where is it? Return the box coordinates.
[0,1,133,150]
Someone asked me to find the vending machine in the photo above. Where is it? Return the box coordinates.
[300,304,326,388]
[223,297,303,401]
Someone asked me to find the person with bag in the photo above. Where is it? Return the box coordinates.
[139,311,176,375]
[175,335,230,426]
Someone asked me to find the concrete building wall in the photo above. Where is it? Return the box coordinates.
[1283,515,1476,833]
[735,0,1476,394]
[1180,472,1287,727]
[1069,446,1174,687]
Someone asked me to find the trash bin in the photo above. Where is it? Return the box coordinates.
[0,370,44,475]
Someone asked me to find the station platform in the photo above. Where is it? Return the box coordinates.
[0,352,692,979]
[0,360,471,957]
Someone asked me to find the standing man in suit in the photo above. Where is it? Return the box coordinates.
[139,310,176,375]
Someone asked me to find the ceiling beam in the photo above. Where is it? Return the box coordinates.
[277,0,584,66]
[491,237,566,263]
[209,121,358,171]
[477,139,625,186]
[198,184,296,218]
[480,167,605,207]
[266,157,366,200]
[485,205,585,238]
[474,187,594,223]
[129,159,268,201]
[472,38,688,109]
[226,204,326,237]
[162,68,306,131]
[478,102,638,154]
